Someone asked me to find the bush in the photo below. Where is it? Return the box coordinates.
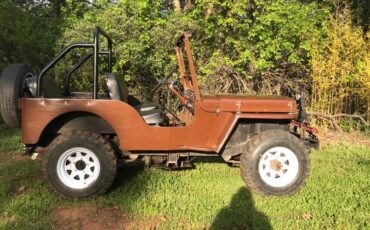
[310,6,370,119]
[56,0,329,98]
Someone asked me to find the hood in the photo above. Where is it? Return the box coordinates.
[200,94,298,114]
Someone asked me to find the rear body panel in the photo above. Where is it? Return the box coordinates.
[21,96,297,153]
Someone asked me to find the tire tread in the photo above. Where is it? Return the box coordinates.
[240,129,310,196]
[0,64,32,127]
[43,130,117,198]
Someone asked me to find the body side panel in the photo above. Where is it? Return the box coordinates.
[21,98,233,152]
[22,98,296,153]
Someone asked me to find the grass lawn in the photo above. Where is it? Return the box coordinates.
[0,127,369,229]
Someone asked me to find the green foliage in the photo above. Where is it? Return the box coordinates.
[339,118,365,132]
[250,1,328,68]
[192,0,329,71]
[58,0,198,98]
[190,0,330,94]
[0,0,60,71]
[0,0,368,127]
[347,0,370,33]
[310,6,370,118]
[51,0,331,98]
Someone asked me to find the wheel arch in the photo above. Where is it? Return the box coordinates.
[220,118,292,161]
[38,111,118,146]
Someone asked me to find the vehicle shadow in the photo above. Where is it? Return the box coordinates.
[211,187,272,230]
[109,160,146,191]
[191,156,224,164]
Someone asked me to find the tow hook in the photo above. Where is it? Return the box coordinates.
[23,145,34,156]
[23,145,40,160]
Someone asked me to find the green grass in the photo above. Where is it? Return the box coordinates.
[0,127,369,229]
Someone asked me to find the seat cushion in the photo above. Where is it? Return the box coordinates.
[140,110,165,124]
[134,103,164,125]
[104,73,164,125]
[134,103,160,112]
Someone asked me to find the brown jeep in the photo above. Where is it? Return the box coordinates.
[0,28,318,198]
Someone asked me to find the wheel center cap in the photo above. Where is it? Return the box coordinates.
[270,160,282,171]
[75,160,86,170]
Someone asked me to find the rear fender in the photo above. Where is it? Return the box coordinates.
[37,112,116,146]
[43,112,115,134]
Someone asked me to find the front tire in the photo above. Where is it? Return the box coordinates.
[43,130,117,198]
[240,130,309,196]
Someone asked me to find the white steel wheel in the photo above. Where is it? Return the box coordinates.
[240,129,309,196]
[258,147,299,188]
[57,147,101,190]
[44,130,117,198]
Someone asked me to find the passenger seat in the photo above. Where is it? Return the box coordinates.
[105,73,165,125]
[25,75,63,98]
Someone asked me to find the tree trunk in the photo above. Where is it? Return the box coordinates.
[173,0,181,13]
[206,2,213,19]
[247,0,256,24]
[362,0,370,33]
[50,0,66,20]
[184,0,192,11]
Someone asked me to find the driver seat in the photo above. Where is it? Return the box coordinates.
[105,73,165,125]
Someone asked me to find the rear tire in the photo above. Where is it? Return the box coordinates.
[240,130,309,196]
[43,130,117,198]
[0,64,33,127]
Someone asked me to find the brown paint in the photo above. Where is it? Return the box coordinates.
[21,33,298,153]
[21,97,296,153]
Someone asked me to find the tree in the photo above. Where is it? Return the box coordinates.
[0,0,61,70]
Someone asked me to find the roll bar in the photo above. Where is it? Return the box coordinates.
[64,51,110,95]
[37,27,113,99]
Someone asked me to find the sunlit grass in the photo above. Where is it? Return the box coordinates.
[0,127,369,229]
[0,127,22,153]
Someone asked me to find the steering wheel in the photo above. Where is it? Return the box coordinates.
[151,68,177,94]
[151,68,194,114]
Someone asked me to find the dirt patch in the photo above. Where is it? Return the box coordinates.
[11,154,29,161]
[318,131,370,148]
[0,215,16,225]
[0,152,28,165]
[53,205,166,230]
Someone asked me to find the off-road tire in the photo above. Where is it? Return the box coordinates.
[43,130,117,198]
[240,130,309,196]
[0,64,33,127]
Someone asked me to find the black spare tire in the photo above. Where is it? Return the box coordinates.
[0,64,33,128]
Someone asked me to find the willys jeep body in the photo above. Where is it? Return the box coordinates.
[0,28,318,198]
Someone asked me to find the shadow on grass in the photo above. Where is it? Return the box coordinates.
[211,187,271,230]
[109,161,146,192]
[192,156,224,164]
[108,156,230,196]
